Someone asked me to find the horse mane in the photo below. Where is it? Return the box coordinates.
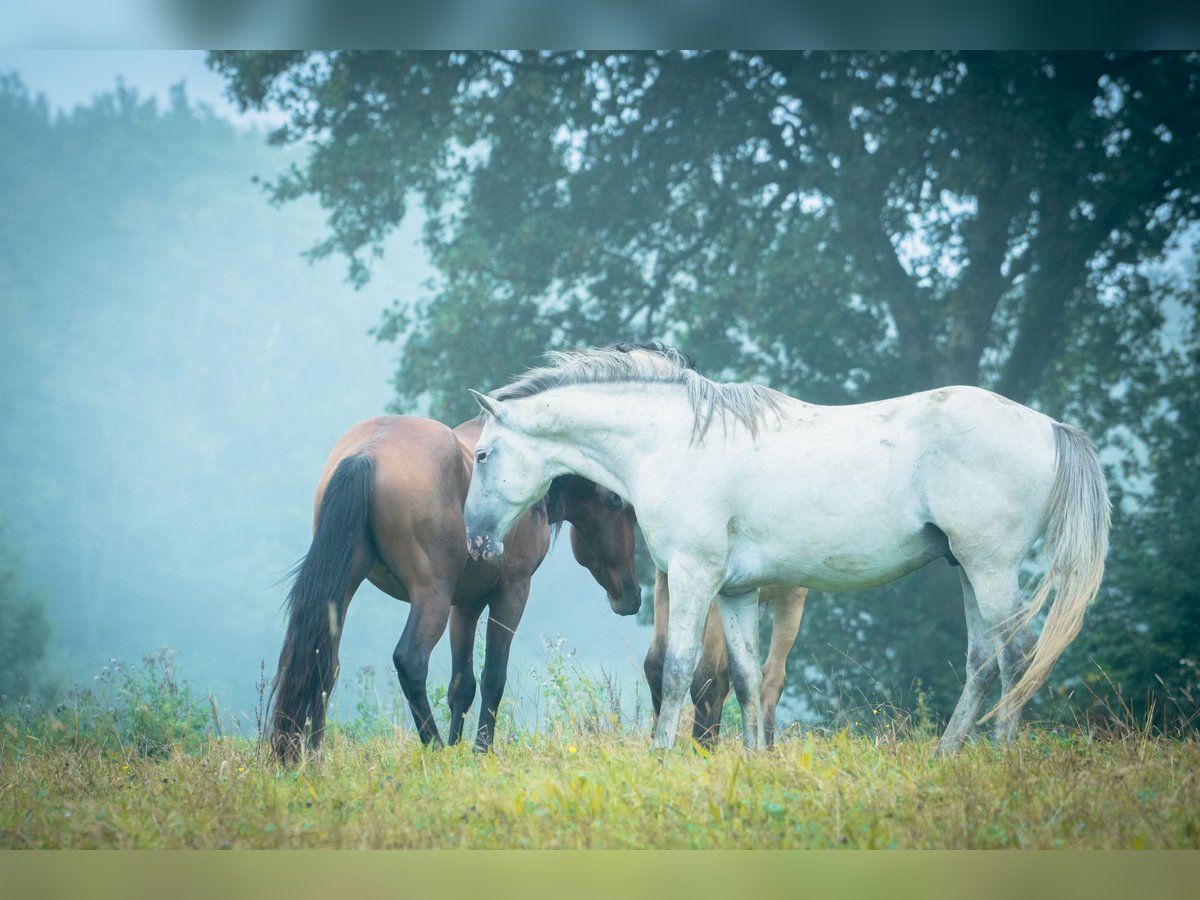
[491,342,788,443]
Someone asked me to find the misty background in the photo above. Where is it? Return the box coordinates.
[2,50,1198,742]
[0,51,651,731]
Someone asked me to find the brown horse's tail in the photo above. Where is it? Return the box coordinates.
[269,454,375,763]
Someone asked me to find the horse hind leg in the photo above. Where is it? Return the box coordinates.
[392,579,454,748]
[939,560,1034,754]
[992,621,1034,744]
[759,586,806,748]
[446,604,482,746]
[643,569,670,721]
[937,569,1002,755]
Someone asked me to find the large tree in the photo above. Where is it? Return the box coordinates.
[212,51,1200,725]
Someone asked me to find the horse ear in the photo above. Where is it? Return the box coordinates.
[469,389,505,421]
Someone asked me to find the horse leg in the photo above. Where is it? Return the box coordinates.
[446,604,482,746]
[392,584,453,748]
[654,563,722,751]
[474,578,531,752]
[993,618,1035,745]
[937,569,1002,755]
[759,586,806,748]
[643,569,670,720]
[690,601,730,749]
[716,588,766,751]
[965,566,1030,746]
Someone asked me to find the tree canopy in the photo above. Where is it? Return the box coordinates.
[212,51,1200,725]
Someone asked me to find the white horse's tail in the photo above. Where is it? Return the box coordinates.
[997,422,1111,718]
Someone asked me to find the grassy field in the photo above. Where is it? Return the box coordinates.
[3,651,1198,849]
[3,726,1199,849]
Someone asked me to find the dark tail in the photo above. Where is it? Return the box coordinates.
[269,454,375,762]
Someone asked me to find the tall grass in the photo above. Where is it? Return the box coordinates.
[1,645,1198,849]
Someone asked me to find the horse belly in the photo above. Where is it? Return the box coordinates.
[723,500,946,594]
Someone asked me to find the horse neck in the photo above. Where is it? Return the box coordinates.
[522,383,692,501]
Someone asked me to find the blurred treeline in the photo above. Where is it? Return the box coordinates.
[209,51,1200,728]
[0,73,410,716]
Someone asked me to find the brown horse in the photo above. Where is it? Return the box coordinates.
[644,570,807,748]
[270,415,640,761]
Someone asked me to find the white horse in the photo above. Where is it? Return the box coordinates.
[463,346,1110,753]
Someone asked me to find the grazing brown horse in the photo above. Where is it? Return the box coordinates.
[270,415,640,761]
[644,570,808,748]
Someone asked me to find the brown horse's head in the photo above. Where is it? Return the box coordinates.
[550,477,642,616]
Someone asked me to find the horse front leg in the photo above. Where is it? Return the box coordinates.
[716,588,765,751]
[474,578,531,752]
[654,563,721,751]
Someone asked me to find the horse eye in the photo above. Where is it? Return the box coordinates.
[475,448,489,464]
[602,491,624,511]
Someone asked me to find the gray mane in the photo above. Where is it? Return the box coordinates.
[491,345,789,443]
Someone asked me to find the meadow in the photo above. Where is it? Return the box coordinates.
[2,650,1198,850]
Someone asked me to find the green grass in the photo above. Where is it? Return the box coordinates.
[3,649,1198,849]
[3,726,1199,848]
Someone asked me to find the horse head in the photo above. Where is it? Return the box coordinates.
[554,478,642,617]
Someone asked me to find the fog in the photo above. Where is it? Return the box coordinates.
[0,52,652,733]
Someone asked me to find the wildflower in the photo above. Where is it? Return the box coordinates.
[567,745,577,754]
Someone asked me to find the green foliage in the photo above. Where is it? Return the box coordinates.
[0,534,52,703]
[5,649,211,758]
[533,636,629,739]
[330,666,409,744]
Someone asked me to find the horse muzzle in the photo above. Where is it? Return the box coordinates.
[608,580,643,617]
[467,530,504,562]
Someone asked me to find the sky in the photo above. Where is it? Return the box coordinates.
[0,50,280,128]
[0,50,658,734]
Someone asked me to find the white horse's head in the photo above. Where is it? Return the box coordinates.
[463,390,555,560]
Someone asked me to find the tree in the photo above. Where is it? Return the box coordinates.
[0,530,52,702]
[211,51,1200,725]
